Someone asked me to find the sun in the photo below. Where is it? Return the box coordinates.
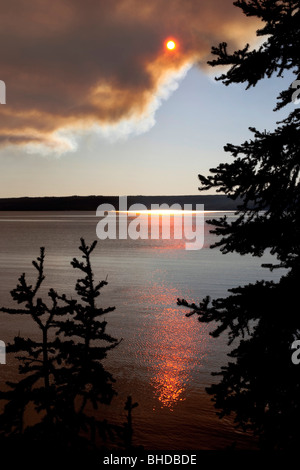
[166,40,176,51]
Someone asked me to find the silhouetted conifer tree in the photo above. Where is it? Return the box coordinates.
[179,0,300,450]
[54,239,120,449]
[0,239,136,459]
[0,247,73,443]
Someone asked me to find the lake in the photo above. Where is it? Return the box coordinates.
[0,211,283,450]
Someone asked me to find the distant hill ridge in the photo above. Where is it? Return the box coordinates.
[0,195,243,211]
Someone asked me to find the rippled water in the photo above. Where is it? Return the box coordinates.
[0,211,283,449]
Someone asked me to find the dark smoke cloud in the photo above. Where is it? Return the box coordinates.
[0,0,259,154]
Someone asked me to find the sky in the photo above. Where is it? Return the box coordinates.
[0,0,296,197]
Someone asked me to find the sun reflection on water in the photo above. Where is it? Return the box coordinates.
[137,277,209,412]
[151,349,190,411]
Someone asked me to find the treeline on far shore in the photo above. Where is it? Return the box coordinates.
[0,195,246,211]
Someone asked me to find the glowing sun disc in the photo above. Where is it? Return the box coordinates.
[166,40,176,51]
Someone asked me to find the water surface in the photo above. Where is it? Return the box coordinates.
[0,211,283,449]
